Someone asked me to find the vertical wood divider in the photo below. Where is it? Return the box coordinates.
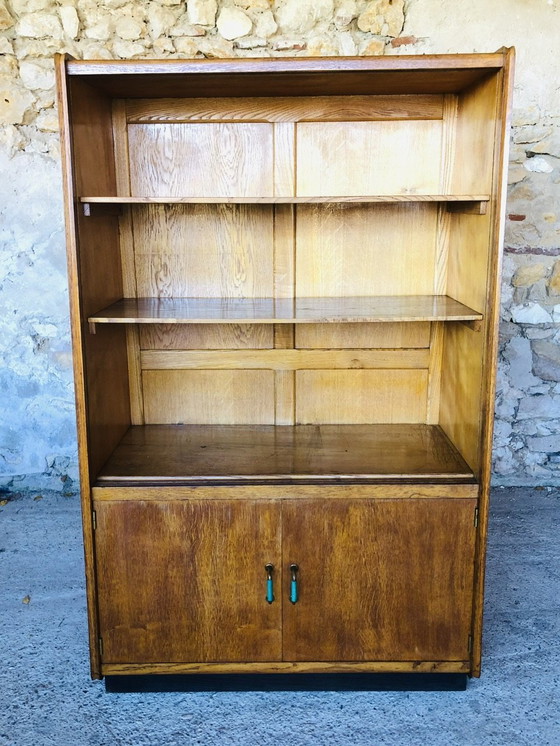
[113,100,144,424]
[428,95,458,425]
[273,122,296,424]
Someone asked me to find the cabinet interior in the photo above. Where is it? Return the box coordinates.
[66,60,505,485]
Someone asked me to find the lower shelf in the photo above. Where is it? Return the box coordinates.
[96,424,474,485]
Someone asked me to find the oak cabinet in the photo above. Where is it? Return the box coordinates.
[94,495,476,665]
[56,51,514,682]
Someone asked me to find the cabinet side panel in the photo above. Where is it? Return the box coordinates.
[55,56,100,678]
[440,70,504,476]
[69,78,131,478]
[471,51,515,677]
[450,74,499,195]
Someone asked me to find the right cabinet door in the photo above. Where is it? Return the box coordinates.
[282,498,477,662]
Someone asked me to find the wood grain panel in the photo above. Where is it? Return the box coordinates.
[296,120,443,196]
[282,498,477,661]
[139,324,272,350]
[96,424,474,484]
[95,500,282,663]
[102,661,470,675]
[89,296,481,326]
[295,370,428,424]
[133,204,274,299]
[140,349,430,371]
[67,54,507,99]
[128,123,273,197]
[451,73,499,195]
[295,204,438,297]
[93,483,479,502]
[439,324,484,473]
[126,95,445,124]
[295,322,431,349]
[142,369,275,424]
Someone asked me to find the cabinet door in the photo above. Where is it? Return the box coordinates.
[282,498,477,662]
[95,500,282,663]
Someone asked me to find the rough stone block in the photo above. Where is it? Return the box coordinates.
[513,263,547,287]
[187,0,217,26]
[527,435,560,453]
[517,395,560,420]
[16,13,63,40]
[115,16,145,41]
[276,0,334,34]
[504,337,541,389]
[511,303,553,325]
[532,340,560,382]
[19,60,55,91]
[0,0,14,30]
[216,7,252,39]
[254,10,277,38]
[59,6,80,39]
[0,80,35,125]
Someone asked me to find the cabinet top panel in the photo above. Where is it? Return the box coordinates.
[62,52,510,98]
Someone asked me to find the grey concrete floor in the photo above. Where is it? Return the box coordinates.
[0,486,559,746]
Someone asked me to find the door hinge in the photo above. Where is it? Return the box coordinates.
[474,507,479,528]
[92,510,97,530]
[98,637,104,657]
[467,634,473,654]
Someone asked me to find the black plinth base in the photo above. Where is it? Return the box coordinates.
[105,672,468,693]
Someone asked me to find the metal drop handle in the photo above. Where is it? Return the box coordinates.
[265,563,275,604]
[290,563,299,604]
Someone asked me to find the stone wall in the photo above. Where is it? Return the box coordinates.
[0,0,558,490]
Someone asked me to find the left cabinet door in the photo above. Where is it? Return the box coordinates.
[94,499,282,663]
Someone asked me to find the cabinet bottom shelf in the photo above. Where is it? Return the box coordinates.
[96,424,474,485]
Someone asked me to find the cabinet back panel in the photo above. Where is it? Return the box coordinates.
[143,369,275,424]
[140,324,273,350]
[296,204,438,297]
[128,123,273,197]
[297,120,443,196]
[295,322,431,349]
[132,204,274,299]
[296,370,428,424]
[126,95,445,124]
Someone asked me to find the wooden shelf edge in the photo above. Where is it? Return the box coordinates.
[81,195,490,210]
[66,53,507,77]
[101,660,471,676]
[87,296,483,327]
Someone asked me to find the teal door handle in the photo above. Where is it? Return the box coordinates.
[290,563,299,604]
[265,563,275,604]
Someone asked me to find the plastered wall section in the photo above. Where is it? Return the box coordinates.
[0,0,558,490]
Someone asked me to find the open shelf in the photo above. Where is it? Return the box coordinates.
[81,194,490,216]
[88,295,483,327]
[96,424,476,486]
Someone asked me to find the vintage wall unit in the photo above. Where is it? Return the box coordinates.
[56,50,514,684]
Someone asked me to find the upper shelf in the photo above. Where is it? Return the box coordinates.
[80,195,490,215]
[88,296,483,327]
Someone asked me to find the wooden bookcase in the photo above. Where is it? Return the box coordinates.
[56,51,514,682]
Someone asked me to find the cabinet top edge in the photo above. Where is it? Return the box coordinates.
[65,52,510,78]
